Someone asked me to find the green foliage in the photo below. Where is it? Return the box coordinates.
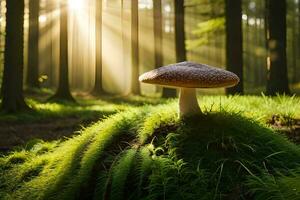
[1,96,300,199]
[187,17,225,49]
[245,168,300,200]
[110,149,138,200]
[186,0,225,50]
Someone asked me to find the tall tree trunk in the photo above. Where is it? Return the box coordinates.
[131,0,140,95]
[92,0,105,95]
[244,3,249,90]
[48,0,55,88]
[162,0,187,98]
[27,0,40,89]
[295,0,300,83]
[265,0,290,95]
[1,0,30,112]
[153,0,167,97]
[254,8,260,87]
[292,1,297,84]
[153,0,163,70]
[49,0,74,101]
[225,0,244,94]
[259,0,267,86]
[175,0,186,62]
[0,0,4,97]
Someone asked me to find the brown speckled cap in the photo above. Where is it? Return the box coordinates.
[139,61,239,88]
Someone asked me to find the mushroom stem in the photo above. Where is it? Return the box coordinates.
[179,88,201,117]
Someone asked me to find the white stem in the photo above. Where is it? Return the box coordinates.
[179,88,201,117]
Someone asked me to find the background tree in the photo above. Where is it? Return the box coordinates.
[92,0,105,95]
[1,0,30,112]
[175,0,187,62]
[45,0,55,87]
[163,0,187,98]
[295,0,300,83]
[49,0,74,101]
[131,0,140,95]
[27,0,40,89]
[153,0,172,97]
[265,0,290,95]
[225,0,244,94]
[153,0,163,71]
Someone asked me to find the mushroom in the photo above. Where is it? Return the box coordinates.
[139,61,239,117]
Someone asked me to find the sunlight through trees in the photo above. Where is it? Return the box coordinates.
[0,0,299,108]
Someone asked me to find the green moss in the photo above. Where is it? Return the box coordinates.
[1,96,300,199]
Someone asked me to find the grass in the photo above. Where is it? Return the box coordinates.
[0,95,300,199]
[0,93,299,123]
[0,95,168,123]
[0,95,169,150]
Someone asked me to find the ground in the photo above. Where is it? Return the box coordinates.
[0,94,165,151]
[0,94,300,199]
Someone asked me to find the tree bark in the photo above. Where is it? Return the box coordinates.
[27,0,40,89]
[1,0,30,112]
[292,1,297,84]
[298,1,300,83]
[45,0,55,88]
[92,0,105,95]
[0,0,3,97]
[153,0,168,97]
[265,0,290,95]
[175,0,187,62]
[295,0,300,83]
[49,0,74,101]
[131,0,140,95]
[153,0,163,70]
[225,0,244,95]
[162,0,187,98]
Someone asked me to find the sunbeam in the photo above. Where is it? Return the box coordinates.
[68,0,83,11]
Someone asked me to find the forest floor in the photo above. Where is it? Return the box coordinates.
[0,117,95,151]
[0,93,299,152]
[1,95,300,199]
[0,92,165,152]
[268,115,300,144]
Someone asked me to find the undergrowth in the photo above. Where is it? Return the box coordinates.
[1,96,300,199]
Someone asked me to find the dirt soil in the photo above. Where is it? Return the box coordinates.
[268,115,300,144]
[0,117,99,152]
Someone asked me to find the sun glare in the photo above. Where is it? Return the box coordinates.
[39,15,47,23]
[68,0,83,11]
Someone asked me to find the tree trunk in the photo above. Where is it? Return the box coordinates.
[153,0,163,70]
[265,0,290,95]
[175,0,186,62]
[0,0,3,97]
[162,0,187,98]
[292,1,297,84]
[92,0,105,95]
[131,0,140,95]
[153,0,168,97]
[44,0,54,88]
[49,0,74,101]
[225,0,244,95]
[295,0,300,83]
[254,8,260,87]
[259,0,267,86]
[27,0,40,89]
[1,0,30,113]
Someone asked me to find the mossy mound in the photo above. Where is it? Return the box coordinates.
[1,103,300,200]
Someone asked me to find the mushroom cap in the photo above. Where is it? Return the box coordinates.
[139,61,240,88]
